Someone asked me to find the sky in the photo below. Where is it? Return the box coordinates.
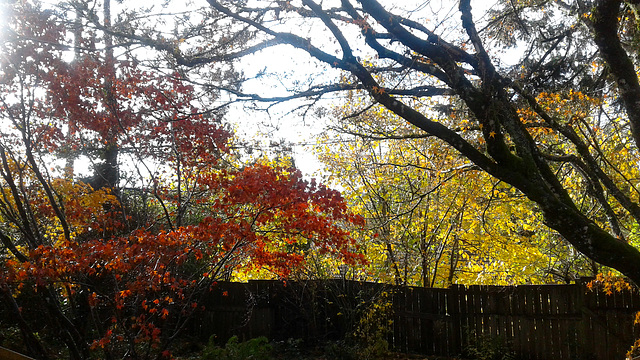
[0,0,507,179]
[229,0,504,178]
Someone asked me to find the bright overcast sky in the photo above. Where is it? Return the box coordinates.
[231,0,504,177]
[0,0,505,178]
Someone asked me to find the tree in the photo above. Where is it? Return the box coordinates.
[317,95,595,287]
[0,2,364,359]
[109,0,640,285]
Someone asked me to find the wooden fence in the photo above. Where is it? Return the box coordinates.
[190,279,640,359]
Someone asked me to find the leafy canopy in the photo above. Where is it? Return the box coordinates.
[114,0,640,286]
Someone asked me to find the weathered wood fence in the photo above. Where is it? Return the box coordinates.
[191,279,640,359]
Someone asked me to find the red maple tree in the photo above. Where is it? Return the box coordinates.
[0,3,364,359]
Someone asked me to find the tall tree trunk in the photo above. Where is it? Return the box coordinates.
[91,0,119,193]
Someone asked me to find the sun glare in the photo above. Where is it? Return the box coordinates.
[0,0,10,45]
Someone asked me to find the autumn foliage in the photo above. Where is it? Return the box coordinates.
[2,165,364,357]
[0,3,363,359]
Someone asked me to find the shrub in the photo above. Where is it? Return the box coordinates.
[201,335,272,360]
[350,290,393,359]
[464,331,516,360]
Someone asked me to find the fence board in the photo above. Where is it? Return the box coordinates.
[436,288,450,355]
[537,286,549,359]
[520,286,533,359]
[447,284,462,355]
[407,287,419,353]
[458,285,471,351]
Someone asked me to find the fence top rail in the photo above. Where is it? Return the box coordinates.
[0,347,35,360]
[215,278,639,301]
[242,278,614,292]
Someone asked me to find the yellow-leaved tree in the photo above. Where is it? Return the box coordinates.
[317,89,604,286]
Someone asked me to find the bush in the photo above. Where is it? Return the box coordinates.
[201,335,272,360]
[349,290,393,359]
[464,331,517,360]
